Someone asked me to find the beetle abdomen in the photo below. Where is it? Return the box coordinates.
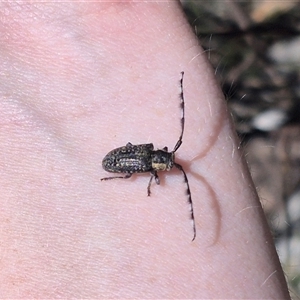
[102,143,154,173]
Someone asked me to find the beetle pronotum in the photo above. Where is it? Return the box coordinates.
[101,72,196,240]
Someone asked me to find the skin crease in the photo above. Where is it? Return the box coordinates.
[0,2,291,299]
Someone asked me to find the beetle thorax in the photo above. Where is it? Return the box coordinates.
[151,150,174,171]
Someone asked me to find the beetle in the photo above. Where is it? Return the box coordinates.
[101,72,196,241]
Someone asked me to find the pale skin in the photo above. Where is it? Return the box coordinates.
[0,2,290,298]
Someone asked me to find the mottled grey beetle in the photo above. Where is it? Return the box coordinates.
[101,72,196,241]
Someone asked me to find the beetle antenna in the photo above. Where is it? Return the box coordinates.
[173,71,185,153]
[174,162,196,241]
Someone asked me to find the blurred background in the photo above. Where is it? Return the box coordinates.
[182,1,300,298]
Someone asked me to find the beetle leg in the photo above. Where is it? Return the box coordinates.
[147,174,154,196]
[154,171,160,185]
[101,173,132,181]
[147,171,160,196]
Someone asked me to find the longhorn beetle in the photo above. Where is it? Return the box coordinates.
[101,72,196,241]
